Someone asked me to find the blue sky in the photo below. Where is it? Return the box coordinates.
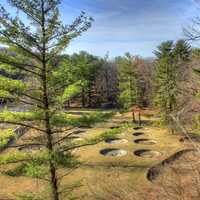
[0,0,199,57]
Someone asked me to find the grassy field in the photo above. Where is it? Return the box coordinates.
[0,109,188,199]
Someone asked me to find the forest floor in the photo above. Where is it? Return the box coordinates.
[0,109,197,200]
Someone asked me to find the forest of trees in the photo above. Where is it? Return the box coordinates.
[1,41,200,123]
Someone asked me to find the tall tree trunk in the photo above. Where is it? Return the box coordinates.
[138,112,141,126]
[88,86,92,107]
[132,111,136,123]
[42,41,60,200]
[105,69,110,102]
[45,110,59,200]
[41,1,59,199]
[43,58,60,200]
[81,87,85,108]
[67,100,70,108]
[130,75,134,104]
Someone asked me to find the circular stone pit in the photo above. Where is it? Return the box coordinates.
[133,132,145,136]
[134,149,161,158]
[100,148,127,157]
[134,138,157,145]
[110,126,120,129]
[105,138,128,144]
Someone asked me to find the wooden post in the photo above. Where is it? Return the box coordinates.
[132,109,136,123]
[133,106,142,126]
[138,111,141,126]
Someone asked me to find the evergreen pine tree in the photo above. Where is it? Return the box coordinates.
[70,51,102,107]
[0,1,118,199]
[116,53,143,109]
[154,40,191,128]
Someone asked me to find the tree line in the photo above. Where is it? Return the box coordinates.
[1,38,200,125]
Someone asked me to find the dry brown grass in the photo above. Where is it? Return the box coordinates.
[87,150,200,200]
[0,110,189,199]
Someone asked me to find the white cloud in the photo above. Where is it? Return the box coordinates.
[62,0,198,57]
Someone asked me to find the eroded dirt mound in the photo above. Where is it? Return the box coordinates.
[144,149,200,200]
[147,149,196,182]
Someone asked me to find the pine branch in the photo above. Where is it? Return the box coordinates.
[19,9,42,26]
[48,82,73,100]
[34,176,51,182]
[4,90,43,104]
[48,12,92,43]
[0,121,46,132]
[18,98,44,109]
[0,31,42,62]
[7,143,45,148]
[53,129,83,145]
[51,127,74,134]
[57,164,81,180]
[0,158,31,165]
[0,58,42,77]
[6,1,42,26]
[21,92,43,104]
[6,16,43,52]
[60,140,103,153]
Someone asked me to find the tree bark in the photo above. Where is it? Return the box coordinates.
[81,87,85,108]
[105,69,110,102]
[67,100,70,108]
[88,86,92,107]
[132,111,136,123]
[41,1,59,199]
[129,75,134,104]
[138,112,141,126]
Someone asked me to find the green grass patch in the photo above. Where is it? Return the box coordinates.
[51,111,115,127]
[0,129,15,149]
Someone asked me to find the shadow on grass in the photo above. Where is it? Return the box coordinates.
[81,162,151,172]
